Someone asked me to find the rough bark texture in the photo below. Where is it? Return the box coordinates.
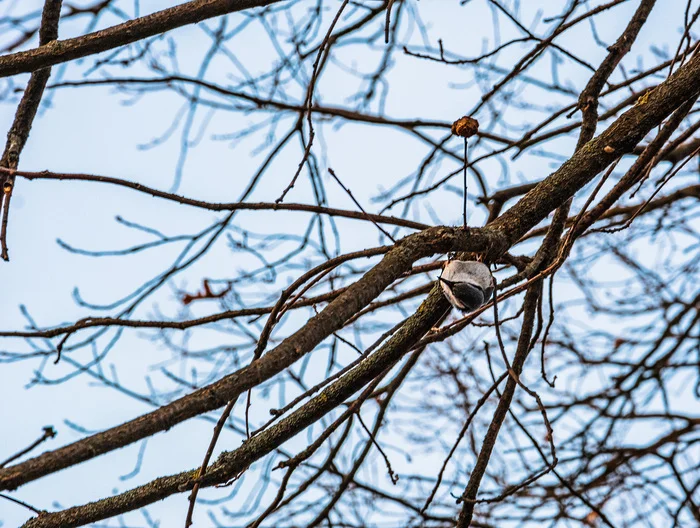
[14,44,700,528]
[0,0,283,78]
[1,227,493,492]
[3,2,700,527]
[490,48,700,245]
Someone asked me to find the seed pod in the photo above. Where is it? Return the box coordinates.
[451,116,479,138]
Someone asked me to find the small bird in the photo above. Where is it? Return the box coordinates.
[439,260,493,312]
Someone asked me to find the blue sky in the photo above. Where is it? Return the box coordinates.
[1,1,698,526]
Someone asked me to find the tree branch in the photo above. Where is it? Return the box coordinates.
[0,0,284,79]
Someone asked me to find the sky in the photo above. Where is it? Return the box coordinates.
[1,1,698,527]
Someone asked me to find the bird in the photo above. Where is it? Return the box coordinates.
[439,260,493,312]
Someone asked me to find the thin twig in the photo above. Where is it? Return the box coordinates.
[1,167,429,230]
[421,370,508,513]
[385,0,397,44]
[0,0,63,260]
[463,138,468,229]
[184,395,240,527]
[356,413,398,484]
[328,168,396,242]
[276,0,350,203]
[0,426,56,468]
[0,492,44,515]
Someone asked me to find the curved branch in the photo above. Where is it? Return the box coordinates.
[0,167,429,230]
[9,44,700,522]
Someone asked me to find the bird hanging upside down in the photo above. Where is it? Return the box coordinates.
[439,260,493,312]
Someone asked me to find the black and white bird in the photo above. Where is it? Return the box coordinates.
[439,260,493,312]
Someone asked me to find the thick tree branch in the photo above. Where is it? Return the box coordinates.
[490,48,700,246]
[5,46,700,504]
[0,226,495,493]
[456,283,541,527]
[0,0,63,260]
[21,286,452,528]
[0,0,284,79]
[11,41,700,528]
[576,0,657,149]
